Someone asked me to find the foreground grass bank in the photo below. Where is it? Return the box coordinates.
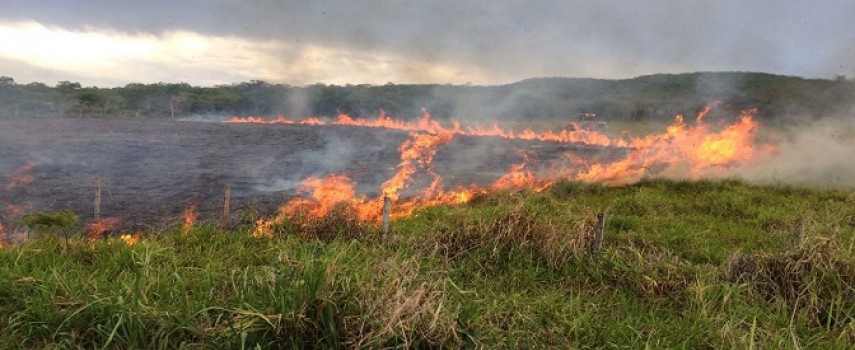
[1,179,854,348]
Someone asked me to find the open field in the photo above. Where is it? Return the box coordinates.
[1,179,854,348]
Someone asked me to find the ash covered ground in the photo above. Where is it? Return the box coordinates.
[0,118,625,231]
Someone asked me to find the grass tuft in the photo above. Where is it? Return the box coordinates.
[426,204,595,269]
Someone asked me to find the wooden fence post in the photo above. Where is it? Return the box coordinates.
[94,177,102,222]
[791,218,806,248]
[591,212,606,256]
[222,186,231,231]
[382,196,391,235]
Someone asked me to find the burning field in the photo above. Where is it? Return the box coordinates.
[3,108,855,348]
[0,105,769,241]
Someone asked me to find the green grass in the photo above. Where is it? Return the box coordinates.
[1,179,854,348]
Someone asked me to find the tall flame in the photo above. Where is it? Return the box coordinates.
[574,109,759,184]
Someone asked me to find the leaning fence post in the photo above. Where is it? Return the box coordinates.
[591,212,606,256]
[222,186,231,231]
[382,196,391,235]
[94,177,102,222]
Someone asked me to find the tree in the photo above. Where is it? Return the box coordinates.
[14,210,78,245]
[0,76,15,86]
[56,81,81,92]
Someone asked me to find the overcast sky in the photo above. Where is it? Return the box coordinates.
[1,0,853,86]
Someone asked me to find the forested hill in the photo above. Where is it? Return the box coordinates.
[0,72,853,122]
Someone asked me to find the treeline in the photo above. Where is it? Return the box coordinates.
[0,72,853,122]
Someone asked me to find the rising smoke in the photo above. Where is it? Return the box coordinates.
[726,115,855,186]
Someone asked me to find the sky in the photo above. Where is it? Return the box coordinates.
[0,0,853,87]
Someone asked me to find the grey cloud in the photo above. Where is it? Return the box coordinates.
[2,0,854,83]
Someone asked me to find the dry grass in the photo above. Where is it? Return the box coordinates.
[425,204,596,269]
[605,243,693,299]
[724,233,855,326]
[344,257,460,349]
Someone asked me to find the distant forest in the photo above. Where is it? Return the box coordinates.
[0,72,853,123]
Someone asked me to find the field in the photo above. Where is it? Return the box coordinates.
[1,179,854,348]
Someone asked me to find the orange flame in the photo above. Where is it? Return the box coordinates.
[182,203,197,235]
[490,153,553,192]
[574,108,761,184]
[695,102,720,123]
[226,110,624,147]
[238,104,770,227]
[279,174,383,222]
[252,218,274,239]
[86,217,119,242]
[381,130,454,201]
[120,233,141,246]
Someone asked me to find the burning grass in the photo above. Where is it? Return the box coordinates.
[233,105,773,232]
[1,179,854,348]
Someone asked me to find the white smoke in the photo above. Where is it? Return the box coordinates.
[727,115,855,186]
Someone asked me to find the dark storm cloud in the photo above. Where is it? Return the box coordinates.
[2,0,854,83]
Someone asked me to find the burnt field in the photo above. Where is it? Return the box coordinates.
[0,118,624,231]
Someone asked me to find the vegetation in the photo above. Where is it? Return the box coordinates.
[1,179,854,348]
[1,72,853,124]
[13,210,78,239]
